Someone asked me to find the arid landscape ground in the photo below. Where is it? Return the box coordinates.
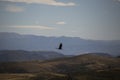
[0,53,120,80]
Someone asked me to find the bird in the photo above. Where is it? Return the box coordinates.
[58,43,63,50]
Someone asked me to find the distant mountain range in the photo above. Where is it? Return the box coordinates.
[0,32,120,56]
[0,50,64,62]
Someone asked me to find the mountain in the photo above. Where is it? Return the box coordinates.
[0,54,120,80]
[0,50,64,62]
[0,32,120,56]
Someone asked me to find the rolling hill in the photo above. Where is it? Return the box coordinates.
[0,50,64,62]
[0,53,120,80]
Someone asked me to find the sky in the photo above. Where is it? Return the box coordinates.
[0,0,120,40]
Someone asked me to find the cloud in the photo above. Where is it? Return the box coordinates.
[56,21,66,25]
[10,25,55,30]
[1,0,75,6]
[5,5,24,12]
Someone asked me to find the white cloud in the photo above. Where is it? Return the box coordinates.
[10,25,55,30]
[56,21,66,25]
[5,5,24,12]
[1,0,75,6]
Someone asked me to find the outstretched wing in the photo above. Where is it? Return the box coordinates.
[58,43,62,50]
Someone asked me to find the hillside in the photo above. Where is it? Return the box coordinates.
[0,50,64,62]
[0,53,120,80]
[0,32,120,56]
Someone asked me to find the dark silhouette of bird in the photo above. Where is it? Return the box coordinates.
[58,43,63,50]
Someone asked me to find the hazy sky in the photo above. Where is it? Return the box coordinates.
[0,0,120,40]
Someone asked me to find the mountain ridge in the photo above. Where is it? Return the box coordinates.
[0,50,65,62]
[0,32,120,56]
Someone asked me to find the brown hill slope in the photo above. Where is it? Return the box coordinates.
[0,53,120,80]
[0,53,120,73]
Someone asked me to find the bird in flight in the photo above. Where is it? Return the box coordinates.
[58,43,63,50]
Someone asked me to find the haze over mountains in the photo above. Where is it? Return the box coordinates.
[0,32,120,56]
[0,50,64,62]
